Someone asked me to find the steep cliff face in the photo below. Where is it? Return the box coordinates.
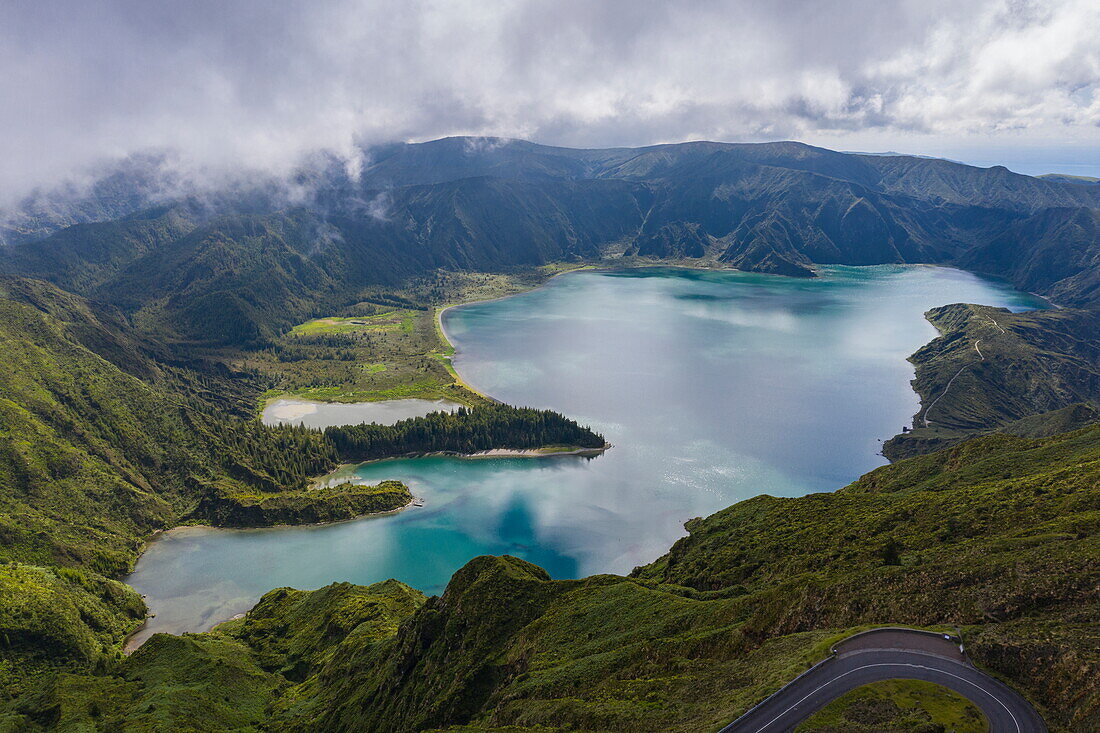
[958,206,1100,307]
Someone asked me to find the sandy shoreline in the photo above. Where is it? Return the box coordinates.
[434,263,610,400]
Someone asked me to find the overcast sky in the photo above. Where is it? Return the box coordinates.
[2,0,1098,202]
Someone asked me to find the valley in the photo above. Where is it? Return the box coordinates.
[0,139,1097,731]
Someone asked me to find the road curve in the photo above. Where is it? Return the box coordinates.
[719,629,1046,733]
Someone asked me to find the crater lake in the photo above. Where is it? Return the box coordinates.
[125,265,1046,645]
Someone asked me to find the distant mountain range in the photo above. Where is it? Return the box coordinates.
[843,150,969,165]
[2,137,1099,347]
[1038,173,1100,185]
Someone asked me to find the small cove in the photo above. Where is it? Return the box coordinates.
[126,265,1047,644]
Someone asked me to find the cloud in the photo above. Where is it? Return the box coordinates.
[0,0,1097,203]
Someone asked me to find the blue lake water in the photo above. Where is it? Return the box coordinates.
[125,265,1045,645]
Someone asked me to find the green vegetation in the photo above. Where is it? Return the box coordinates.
[326,405,607,461]
[0,580,425,731]
[1,634,286,731]
[0,277,339,576]
[0,564,144,700]
[3,425,1095,731]
[193,479,412,527]
[0,275,607,570]
[796,679,987,732]
[290,311,410,336]
[885,304,1100,459]
[212,580,426,681]
[243,268,573,408]
[2,139,1100,730]
[248,302,469,406]
[1,267,1095,730]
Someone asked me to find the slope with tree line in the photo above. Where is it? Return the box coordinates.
[1,424,1095,730]
[325,405,607,461]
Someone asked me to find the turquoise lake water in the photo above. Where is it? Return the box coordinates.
[125,265,1045,644]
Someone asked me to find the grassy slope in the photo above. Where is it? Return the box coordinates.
[884,303,1100,459]
[1,580,426,731]
[0,277,340,575]
[194,479,412,527]
[0,275,608,711]
[299,425,1096,731]
[240,268,575,407]
[0,278,389,706]
[0,565,144,700]
[4,425,1093,731]
[0,280,202,573]
[795,679,987,732]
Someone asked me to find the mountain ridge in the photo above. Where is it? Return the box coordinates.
[4,136,1099,353]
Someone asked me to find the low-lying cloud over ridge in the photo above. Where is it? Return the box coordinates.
[1,0,1097,203]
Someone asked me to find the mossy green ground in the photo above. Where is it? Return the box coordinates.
[193,479,412,527]
[0,564,144,700]
[0,278,339,576]
[796,679,987,732]
[885,304,1100,459]
[289,311,414,337]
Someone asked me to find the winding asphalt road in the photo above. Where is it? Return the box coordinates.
[719,629,1046,732]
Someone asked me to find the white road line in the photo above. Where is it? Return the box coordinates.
[752,661,1021,733]
[975,339,984,359]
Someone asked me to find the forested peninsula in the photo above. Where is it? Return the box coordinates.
[196,406,606,527]
[326,405,607,461]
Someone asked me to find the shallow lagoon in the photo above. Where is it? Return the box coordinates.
[126,265,1045,644]
[261,397,461,429]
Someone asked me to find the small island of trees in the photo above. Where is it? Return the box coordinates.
[325,404,606,461]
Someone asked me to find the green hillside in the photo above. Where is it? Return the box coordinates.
[0,276,354,573]
[3,425,1095,731]
[884,303,1100,458]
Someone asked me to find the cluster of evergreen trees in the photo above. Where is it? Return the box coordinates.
[208,419,340,492]
[264,343,359,362]
[326,405,606,461]
[206,404,604,493]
